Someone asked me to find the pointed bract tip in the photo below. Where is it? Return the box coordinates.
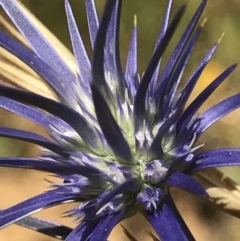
[217,32,225,44]
[200,17,207,28]
[231,63,238,69]
[134,14,137,26]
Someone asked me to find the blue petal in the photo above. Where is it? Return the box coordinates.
[92,0,117,100]
[0,86,101,150]
[104,0,126,98]
[65,0,91,94]
[0,0,76,86]
[65,219,99,241]
[96,178,138,212]
[0,157,99,177]
[155,0,207,109]
[150,110,180,158]
[90,212,125,241]
[165,172,207,198]
[0,189,75,228]
[15,216,72,240]
[0,96,55,129]
[125,16,138,97]
[134,4,186,122]
[197,93,240,134]
[148,0,172,93]
[146,194,196,241]
[91,85,133,161]
[0,127,68,157]
[192,148,240,171]
[0,31,72,101]
[85,0,99,48]
[162,27,202,117]
[65,213,125,241]
[175,42,218,112]
[178,64,237,130]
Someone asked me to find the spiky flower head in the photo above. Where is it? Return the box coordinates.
[0,0,240,240]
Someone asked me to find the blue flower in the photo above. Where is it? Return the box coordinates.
[0,0,240,240]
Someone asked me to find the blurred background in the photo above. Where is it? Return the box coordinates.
[1,0,240,240]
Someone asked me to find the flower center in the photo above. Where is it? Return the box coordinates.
[133,155,168,185]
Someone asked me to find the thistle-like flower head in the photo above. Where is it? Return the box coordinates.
[1,0,240,240]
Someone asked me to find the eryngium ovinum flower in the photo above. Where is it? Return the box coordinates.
[1,0,240,240]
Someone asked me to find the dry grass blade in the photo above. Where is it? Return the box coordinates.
[121,225,160,241]
[0,2,79,100]
[121,225,139,241]
[195,168,240,218]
